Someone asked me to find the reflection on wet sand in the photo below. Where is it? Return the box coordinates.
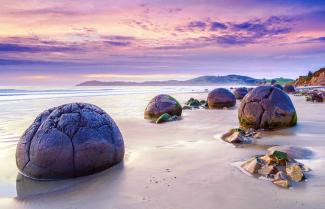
[16,163,124,199]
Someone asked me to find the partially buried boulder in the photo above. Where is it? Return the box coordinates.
[238,86,297,130]
[16,103,125,180]
[208,88,236,109]
[144,94,182,120]
[233,87,248,100]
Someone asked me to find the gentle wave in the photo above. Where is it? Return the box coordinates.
[0,86,216,101]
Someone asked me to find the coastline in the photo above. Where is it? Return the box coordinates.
[0,89,324,209]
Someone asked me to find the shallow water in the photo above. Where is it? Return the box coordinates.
[0,86,324,209]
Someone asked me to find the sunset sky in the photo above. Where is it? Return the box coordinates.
[0,0,325,85]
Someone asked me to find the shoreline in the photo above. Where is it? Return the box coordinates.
[0,90,324,209]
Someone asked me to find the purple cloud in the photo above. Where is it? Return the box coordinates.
[210,22,227,31]
[188,21,207,31]
[0,43,81,53]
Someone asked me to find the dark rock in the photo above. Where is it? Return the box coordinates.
[144,94,182,120]
[16,103,124,180]
[207,88,236,109]
[284,85,295,93]
[186,98,201,107]
[233,87,248,100]
[305,90,324,102]
[238,86,297,130]
[273,84,283,90]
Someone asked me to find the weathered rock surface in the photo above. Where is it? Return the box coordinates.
[144,94,182,120]
[16,103,125,180]
[233,87,248,100]
[208,88,236,109]
[238,86,297,130]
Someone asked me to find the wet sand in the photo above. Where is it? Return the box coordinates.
[0,92,325,209]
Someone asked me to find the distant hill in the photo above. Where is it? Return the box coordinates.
[266,77,294,85]
[77,74,293,86]
[77,75,264,86]
[293,68,325,86]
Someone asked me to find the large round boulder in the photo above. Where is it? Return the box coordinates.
[233,87,248,100]
[16,103,124,180]
[238,86,297,130]
[144,94,182,120]
[284,85,295,93]
[208,88,236,109]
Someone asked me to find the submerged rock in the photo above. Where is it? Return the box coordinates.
[233,87,248,100]
[144,94,182,120]
[16,103,125,180]
[208,88,236,109]
[238,86,297,130]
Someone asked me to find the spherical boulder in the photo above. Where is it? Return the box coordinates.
[208,88,236,109]
[238,86,297,130]
[284,85,295,93]
[233,87,248,100]
[273,84,283,90]
[144,94,182,120]
[16,103,124,180]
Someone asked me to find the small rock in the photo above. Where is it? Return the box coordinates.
[258,165,278,176]
[274,171,289,181]
[270,150,288,161]
[241,157,263,174]
[156,113,171,124]
[182,105,192,110]
[286,164,304,182]
[273,179,290,189]
[259,155,276,165]
[221,129,252,144]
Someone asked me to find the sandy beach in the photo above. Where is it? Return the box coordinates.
[0,88,325,209]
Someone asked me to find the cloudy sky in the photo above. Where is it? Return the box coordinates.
[1,0,325,85]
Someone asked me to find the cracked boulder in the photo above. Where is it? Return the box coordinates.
[144,94,182,120]
[208,88,236,109]
[233,87,248,100]
[16,103,125,180]
[238,86,297,130]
